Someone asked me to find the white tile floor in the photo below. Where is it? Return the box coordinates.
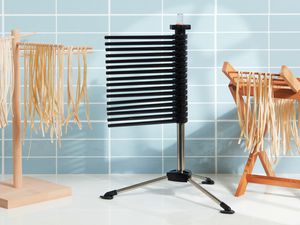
[0,174,299,225]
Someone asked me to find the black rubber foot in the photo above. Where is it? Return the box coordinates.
[201,177,215,185]
[167,169,192,182]
[100,190,117,200]
[220,202,235,214]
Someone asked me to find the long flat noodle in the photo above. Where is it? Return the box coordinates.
[0,38,14,129]
[235,70,300,162]
[22,44,91,155]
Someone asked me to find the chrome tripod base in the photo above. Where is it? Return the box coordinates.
[100,171,234,214]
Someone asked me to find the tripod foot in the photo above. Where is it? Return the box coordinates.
[201,177,215,185]
[220,202,235,214]
[100,190,117,200]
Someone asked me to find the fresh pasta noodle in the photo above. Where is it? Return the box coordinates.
[235,72,300,161]
[0,38,14,129]
[22,44,90,142]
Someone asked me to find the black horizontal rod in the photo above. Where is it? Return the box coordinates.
[106,47,175,51]
[106,63,174,69]
[107,108,173,116]
[105,41,175,46]
[107,86,175,93]
[105,35,174,40]
[106,52,175,58]
[107,75,175,81]
[106,69,175,75]
[108,119,175,127]
[107,91,175,98]
[107,97,175,105]
[106,57,174,64]
[107,103,174,111]
[107,80,175,86]
[108,113,174,122]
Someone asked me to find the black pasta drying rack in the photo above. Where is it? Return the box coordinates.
[100,21,234,214]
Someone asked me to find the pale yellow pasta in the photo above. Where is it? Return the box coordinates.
[22,44,90,144]
[0,38,14,129]
[235,72,300,161]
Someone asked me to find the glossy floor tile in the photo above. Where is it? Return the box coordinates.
[0,174,299,225]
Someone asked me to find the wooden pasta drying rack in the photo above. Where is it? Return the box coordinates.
[222,61,300,197]
[0,29,91,209]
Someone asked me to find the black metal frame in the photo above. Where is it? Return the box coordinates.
[100,24,234,214]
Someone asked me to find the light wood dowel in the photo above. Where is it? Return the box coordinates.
[12,29,22,188]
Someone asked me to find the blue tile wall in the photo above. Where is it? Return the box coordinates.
[0,0,299,175]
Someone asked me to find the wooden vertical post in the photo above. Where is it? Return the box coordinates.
[11,29,22,188]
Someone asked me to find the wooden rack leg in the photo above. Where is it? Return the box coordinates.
[235,152,258,197]
[258,151,275,177]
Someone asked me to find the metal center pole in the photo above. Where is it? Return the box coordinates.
[177,123,185,172]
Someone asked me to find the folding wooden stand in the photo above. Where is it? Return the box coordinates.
[222,61,300,197]
[0,30,71,209]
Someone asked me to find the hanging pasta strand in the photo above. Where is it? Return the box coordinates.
[22,43,91,145]
[235,71,300,161]
[0,37,14,129]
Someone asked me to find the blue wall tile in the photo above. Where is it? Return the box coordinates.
[189,103,215,120]
[217,103,237,120]
[188,86,215,102]
[218,15,268,32]
[62,122,108,139]
[111,140,162,156]
[111,16,161,33]
[111,125,161,139]
[111,157,162,173]
[5,16,55,32]
[5,140,56,157]
[218,0,268,13]
[5,158,56,174]
[218,33,268,49]
[270,0,300,13]
[5,0,55,13]
[58,140,108,156]
[57,158,108,173]
[217,122,240,138]
[217,140,248,156]
[58,0,108,14]
[58,16,108,32]
[271,33,300,49]
[270,16,300,31]
[270,51,300,67]
[111,0,161,14]
[217,51,268,68]
[189,34,214,50]
[188,68,215,85]
[164,0,214,14]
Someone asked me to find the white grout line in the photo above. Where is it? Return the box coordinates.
[107,0,112,175]
[3,155,300,159]
[2,0,5,176]
[55,0,58,175]
[2,137,242,141]
[4,13,300,16]
[214,0,218,174]
[160,0,164,174]
[6,30,300,34]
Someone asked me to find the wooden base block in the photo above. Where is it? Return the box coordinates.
[0,176,72,209]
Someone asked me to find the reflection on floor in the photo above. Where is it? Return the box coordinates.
[0,174,299,225]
